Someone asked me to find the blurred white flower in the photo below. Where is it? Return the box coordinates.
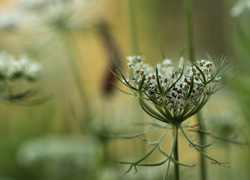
[0,52,41,81]
[24,62,42,80]
[230,0,250,17]
[0,11,21,30]
[0,0,100,34]
[17,134,101,167]
[17,0,97,32]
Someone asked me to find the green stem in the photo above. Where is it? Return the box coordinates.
[62,33,91,131]
[173,125,180,180]
[129,0,139,54]
[184,1,207,180]
[184,0,195,62]
[197,112,207,180]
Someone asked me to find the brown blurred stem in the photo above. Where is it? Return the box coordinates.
[184,0,207,180]
[97,22,122,95]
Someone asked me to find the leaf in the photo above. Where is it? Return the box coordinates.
[192,62,206,84]
[187,75,194,98]
[155,67,163,93]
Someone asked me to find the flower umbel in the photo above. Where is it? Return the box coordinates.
[0,52,43,103]
[115,55,223,124]
[0,52,41,81]
[112,55,228,180]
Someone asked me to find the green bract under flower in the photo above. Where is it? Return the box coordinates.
[114,55,224,124]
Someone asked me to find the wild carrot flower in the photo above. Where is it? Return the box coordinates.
[0,12,21,31]
[117,55,223,124]
[230,0,250,17]
[0,52,41,81]
[0,52,42,102]
[0,0,98,34]
[112,55,227,180]
[18,0,96,32]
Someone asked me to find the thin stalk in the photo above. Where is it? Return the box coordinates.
[128,0,145,159]
[197,112,207,180]
[184,0,207,180]
[184,0,195,62]
[129,0,139,54]
[62,33,91,131]
[173,125,180,180]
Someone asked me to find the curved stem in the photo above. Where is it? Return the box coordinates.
[173,125,180,180]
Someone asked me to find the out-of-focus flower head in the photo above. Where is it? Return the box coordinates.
[17,134,102,179]
[0,11,22,30]
[18,0,98,32]
[0,0,100,33]
[230,0,250,17]
[0,51,45,103]
[0,52,42,81]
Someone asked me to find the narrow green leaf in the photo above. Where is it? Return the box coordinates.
[178,48,186,59]
[110,69,137,90]
[187,75,194,98]
[160,49,166,59]
[139,96,167,122]
[138,75,146,91]
[154,105,172,123]
[137,158,168,167]
[155,67,163,93]
[164,65,184,94]
[207,57,225,83]
[109,81,135,96]
[192,62,206,84]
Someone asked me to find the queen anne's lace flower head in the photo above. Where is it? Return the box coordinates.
[0,52,41,81]
[230,0,250,17]
[0,52,43,103]
[17,0,94,32]
[116,55,223,124]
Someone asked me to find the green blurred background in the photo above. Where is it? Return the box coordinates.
[0,0,249,179]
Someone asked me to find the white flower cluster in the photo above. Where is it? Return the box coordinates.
[0,0,93,32]
[126,55,220,117]
[230,0,250,17]
[18,0,92,31]
[19,0,87,10]
[0,52,41,81]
